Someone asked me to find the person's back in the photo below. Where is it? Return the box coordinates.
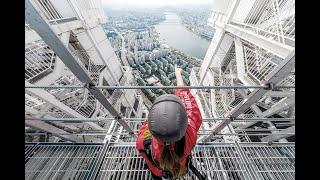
[136,66,202,179]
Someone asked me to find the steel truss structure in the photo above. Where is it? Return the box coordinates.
[25,0,295,179]
[25,0,295,143]
[25,142,295,180]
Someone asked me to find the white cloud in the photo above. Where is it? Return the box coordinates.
[101,0,213,7]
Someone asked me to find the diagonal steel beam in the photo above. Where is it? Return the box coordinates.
[25,0,135,137]
[26,81,105,131]
[25,120,82,142]
[260,126,295,143]
[202,50,295,142]
[261,97,295,117]
[265,91,295,98]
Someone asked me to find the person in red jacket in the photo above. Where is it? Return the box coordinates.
[136,65,202,179]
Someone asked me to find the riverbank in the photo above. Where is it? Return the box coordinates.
[154,12,210,59]
[182,24,213,41]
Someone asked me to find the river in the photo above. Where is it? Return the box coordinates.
[155,12,211,60]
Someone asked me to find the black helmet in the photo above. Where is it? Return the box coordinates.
[147,94,188,143]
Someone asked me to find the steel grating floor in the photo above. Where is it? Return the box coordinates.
[25,142,295,180]
[25,143,103,180]
[241,144,295,180]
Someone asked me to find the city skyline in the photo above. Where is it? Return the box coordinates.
[102,0,213,7]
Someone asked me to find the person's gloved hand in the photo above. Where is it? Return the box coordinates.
[175,64,184,86]
[174,64,183,77]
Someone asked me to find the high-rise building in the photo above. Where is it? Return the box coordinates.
[25,0,295,179]
[190,0,295,143]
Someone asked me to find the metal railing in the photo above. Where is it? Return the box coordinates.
[25,116,295,144]
[209,0,295,46]
[25,117,296,123]
[232,0,295,45]
[278,73,295,92]
[25,82,295,142]
[25,85,294,90]
[243,45,280,85]
[25,93,46,109]
[32,0,78,24]
[75,89,96,118]
[208,11,228,25]
[25,41,56,82]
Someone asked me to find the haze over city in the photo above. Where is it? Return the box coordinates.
[102,0,213,8]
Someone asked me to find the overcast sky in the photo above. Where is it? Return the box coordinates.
[101,0,213,7]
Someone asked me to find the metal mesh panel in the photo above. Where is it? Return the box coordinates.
[241,144,295,180]
[192,145,251,180]
[25,143,102,180]
[97,145,152,180]
[96,144,252,180]
[25,143,295,180]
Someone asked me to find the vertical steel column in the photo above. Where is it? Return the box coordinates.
[25,0,135,136]
[199,0,240,85]
[202,51,295,142]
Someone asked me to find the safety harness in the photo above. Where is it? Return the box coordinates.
[140,136,207,180]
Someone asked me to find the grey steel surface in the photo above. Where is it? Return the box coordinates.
[25,0,135,136]
[25,143,103,180]
[203,51,295,142]
[240,143,295,180]
[25,143,295,180]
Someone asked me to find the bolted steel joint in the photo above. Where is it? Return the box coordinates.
[264,83,275,90]
[229,117,236,122]
[84,83,95,90]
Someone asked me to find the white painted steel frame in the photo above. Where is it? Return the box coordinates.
[25,0,135,137]
[202,51,295,143]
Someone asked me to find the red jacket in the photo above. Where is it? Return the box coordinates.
[136,88,202,177]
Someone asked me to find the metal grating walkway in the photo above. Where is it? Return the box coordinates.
[242,144,295,180]
[25,143,103,180]
[25,143,295,180]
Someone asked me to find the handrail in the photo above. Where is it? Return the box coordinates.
[25,85,294,89]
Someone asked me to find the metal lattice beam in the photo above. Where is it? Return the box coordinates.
[265,91,295,98]
[26,81,104,131]
[261,97,295,117]
[202,50,295,142]
[25,120,82,142]
[25,0,135,137]
[260,126,295,143]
